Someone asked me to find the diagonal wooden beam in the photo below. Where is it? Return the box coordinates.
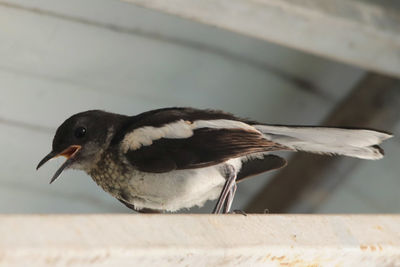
[246,73,400,213]
[124,0,400,78]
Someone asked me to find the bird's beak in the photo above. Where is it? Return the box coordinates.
[36,145,82,184]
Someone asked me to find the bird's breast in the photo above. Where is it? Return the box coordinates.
[88,153,243,212]
[89,152,131,198]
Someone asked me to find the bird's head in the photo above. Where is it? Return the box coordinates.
[37,110,126,184]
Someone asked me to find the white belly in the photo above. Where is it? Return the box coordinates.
[124,158,242,212]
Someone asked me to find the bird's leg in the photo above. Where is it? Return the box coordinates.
[213,178,235,214]
[212,165,237,214]
[223,182,237,214]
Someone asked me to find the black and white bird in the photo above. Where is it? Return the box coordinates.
[37,107,391,214]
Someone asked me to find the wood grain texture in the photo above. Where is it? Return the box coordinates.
[125,0,400,78]
[0,214,399,266]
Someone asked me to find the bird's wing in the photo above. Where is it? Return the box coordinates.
[236,154,287,182]
[123,127,289,173]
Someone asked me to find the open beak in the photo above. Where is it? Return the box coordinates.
[36,145,82,184]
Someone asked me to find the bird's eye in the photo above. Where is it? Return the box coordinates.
[74,127,87,138]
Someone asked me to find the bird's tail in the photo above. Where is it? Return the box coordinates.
[254,125,392,160]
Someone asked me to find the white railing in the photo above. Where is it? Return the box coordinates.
[1,215,399,266]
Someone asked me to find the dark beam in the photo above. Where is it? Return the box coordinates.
[245,73,400,213]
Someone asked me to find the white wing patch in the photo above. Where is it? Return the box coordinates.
[191,120,256,132]
[121,119,259,152]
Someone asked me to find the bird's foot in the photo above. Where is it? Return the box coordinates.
[229,209,247,216]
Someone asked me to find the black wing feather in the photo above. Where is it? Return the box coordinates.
[237,155,287,182]
[125,128,288,173]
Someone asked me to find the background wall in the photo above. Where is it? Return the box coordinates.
[0,0,399,213]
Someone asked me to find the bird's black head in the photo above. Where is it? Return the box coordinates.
[37,110,127,184]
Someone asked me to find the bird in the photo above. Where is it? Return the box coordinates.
[37,107,392,214]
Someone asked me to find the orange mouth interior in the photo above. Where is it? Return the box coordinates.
[58,145,81,159]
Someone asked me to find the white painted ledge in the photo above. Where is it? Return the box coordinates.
[1,215,399,266]
[124,0,400,78]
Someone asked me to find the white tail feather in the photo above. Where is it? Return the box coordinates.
[254,125,392,160]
